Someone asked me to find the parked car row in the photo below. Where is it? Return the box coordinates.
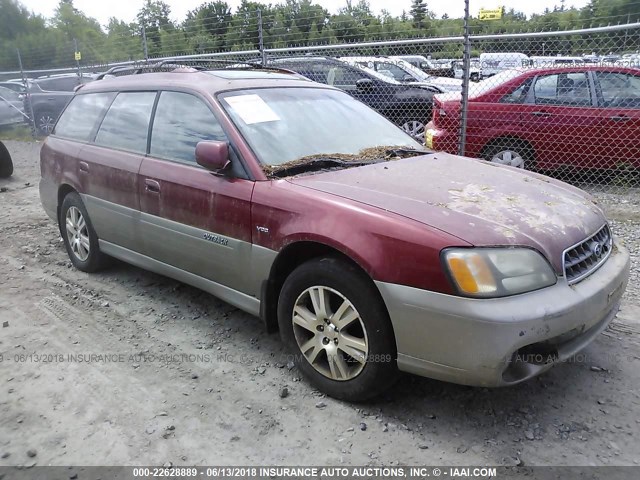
[39,64,630,400]
[426,65,640,170]
[267,56,442,140]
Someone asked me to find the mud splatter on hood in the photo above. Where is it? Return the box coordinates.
[289,152,607,273]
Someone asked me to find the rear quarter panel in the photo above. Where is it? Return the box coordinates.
[39,136,85,220]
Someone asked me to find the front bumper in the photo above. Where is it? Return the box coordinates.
[376,241,630,387]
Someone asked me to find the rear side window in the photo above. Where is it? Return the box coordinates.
[95,92,156,154]
[150,91,226,163]
[533,73,591,106]
[54,93,115,142]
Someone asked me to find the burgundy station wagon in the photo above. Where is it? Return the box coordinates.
[39,68,630,400]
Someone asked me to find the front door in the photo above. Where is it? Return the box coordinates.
[138,91,254,294]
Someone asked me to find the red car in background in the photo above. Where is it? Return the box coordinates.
[426,66,640,170]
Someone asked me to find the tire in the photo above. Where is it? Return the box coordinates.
[59,191,108,272]
[484,139,534,169]
[35,109,57,136]
[278,257,398,401]
[399,117,428,142]
[0,141,13,178]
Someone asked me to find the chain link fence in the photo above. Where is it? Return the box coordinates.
[1,15,639,192]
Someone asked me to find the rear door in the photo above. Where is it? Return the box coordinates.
[517,71,603,169]
[78,91,157,251]
[138,90,254,293]
[593,70,640,168]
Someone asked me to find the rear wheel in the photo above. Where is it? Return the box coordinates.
[484,140,534,169]
[59,192,108,272]
[278,257,398,401]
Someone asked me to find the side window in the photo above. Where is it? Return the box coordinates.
[501,79,532,104]
[533,73,591,106]
[596,72,640,108]
[95,92,156,154]
[150,91,227,163]
[54,92,115,142]
[327,66,366,89]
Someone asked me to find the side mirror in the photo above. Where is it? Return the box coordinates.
[196,141,230,172]
[403,74,414,82]
[356,78,375,92]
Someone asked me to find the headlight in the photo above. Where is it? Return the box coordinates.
[443,248,557,298]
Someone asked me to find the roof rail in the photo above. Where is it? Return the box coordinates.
[93,59,297,80]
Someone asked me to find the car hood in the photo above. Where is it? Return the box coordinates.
[288,152,607,273]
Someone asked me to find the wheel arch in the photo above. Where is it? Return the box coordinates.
[260,240,388,334]
[57,183,77,224]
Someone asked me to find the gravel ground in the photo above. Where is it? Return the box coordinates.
[0,140,639,468]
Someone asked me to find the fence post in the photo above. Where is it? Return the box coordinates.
[458,0,472,157]
[257,8,266,66]
[142,25,149,62]
[73,38,82,80]
[16,48,36,138]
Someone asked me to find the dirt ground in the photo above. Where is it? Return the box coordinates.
[0,140,639,468]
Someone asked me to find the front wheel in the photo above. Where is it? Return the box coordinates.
[35,110,56,135]
[399,119,427,142]
[277,257,398,401]
[0,141,13,178]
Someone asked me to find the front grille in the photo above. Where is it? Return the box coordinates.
[563,224,613,285]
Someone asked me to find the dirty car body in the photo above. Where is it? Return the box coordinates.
[39,69,630,400]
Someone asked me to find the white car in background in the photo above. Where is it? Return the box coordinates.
[342,56,463,93]
[479,52,532,78]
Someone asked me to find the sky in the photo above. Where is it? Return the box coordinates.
[19,0,590,28]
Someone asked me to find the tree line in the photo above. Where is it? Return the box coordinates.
[1,0,639,71]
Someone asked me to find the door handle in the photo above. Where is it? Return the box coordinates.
[79,161,89,173]
[532,111,551,117]
[610,115,630,122]
[144,179,160,193]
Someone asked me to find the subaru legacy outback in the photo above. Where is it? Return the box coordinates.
[39,67,629,401]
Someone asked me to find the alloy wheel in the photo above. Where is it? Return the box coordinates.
[65,206,90,261]
[291,286,369,381]
[401,120,426,141]
[38,115,55,134]
[490,149,525,168]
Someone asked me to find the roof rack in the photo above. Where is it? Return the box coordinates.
[93,59,297,80]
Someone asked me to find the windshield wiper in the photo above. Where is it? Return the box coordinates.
[265,156,376,178]
[385,147,432,157]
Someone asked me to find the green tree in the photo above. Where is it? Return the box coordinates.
[410,0,427,29]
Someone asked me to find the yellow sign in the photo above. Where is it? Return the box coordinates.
[74,51,81,61]
[479,8,503,20]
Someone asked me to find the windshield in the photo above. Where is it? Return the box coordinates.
[220,87,421,167]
